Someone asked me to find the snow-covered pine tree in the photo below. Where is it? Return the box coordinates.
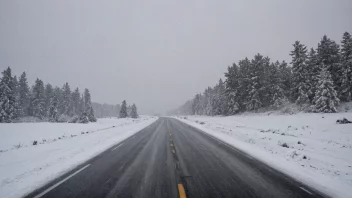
[217,79,228,115]
[127,105,132,117]
[209,87,217,116]
[30,78,46,119]
[52,87,62,118]
[312,67,339,113]
[237,58,251,111]
[83,88,96,122]
[203,87,213,116]
[119,100,128,118]
[317,35,342,95]
[210,79,228,115]
[260,56,272,107]
[71,88,81,116]
[267,62,288,109]
[225,63,240,115]
[44,83,54,117]
[306,48,320,102]
[48,89,59,122]
[191,94,203,115]
[278,61,292,99]
[83,88,91,110]
[130,104,138,118]
[61,82,72,116]
[290,41,310,107]
[199,93,207,115]
[245,54,264,111]
[87,106,97,122]
[0,67,16,122]
[79,94,85,115]
[18,72,30,116]
[12,76,21,119]
[78,112,89,123]
[340,32,352,102]
[212,80,223,115]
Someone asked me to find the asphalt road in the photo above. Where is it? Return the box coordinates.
[26,117,328,198]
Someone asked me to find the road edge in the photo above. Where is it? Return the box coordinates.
[24,118,160,198]
[172,117,332,198]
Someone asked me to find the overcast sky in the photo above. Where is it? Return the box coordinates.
[1,0,351,114]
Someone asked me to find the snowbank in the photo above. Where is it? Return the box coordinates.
[175,113,352,198]
[0,117,149,151]
[0,116,158,198]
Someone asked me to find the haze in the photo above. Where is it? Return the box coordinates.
[1,0,351,114]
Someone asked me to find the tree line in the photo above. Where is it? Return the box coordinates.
[92,102,121,118]
[119,100,138,119]
[0,67,97,123]
[92,101,139,119]
[171,32,352,115]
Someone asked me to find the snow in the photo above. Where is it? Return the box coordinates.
[175,113,352,198]
[0,116,158,198]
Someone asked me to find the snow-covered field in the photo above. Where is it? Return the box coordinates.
[175,113,352,198]
[0,116,158,198]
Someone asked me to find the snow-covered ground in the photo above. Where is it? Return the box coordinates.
[0,116,158,198]
[175,113,352,198]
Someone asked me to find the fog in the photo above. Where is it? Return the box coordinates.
[1,0,351,114]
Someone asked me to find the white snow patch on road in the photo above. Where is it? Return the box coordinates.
[175,113,352,198]
[0,116,158,198]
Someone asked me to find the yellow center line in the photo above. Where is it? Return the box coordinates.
[178,184,187,198]
[170,144,173,147]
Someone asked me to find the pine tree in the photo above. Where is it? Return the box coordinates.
[87,106,97,122]
[52,87,62,119]
[261,57,273,107]
[312,67,339,113]
[237,58,251,111]
[212,79,227,115]
[290,41,310,106]
[30,78,46,119]
[83,89,91,110]
[79,94,85,116]
[18,72,30,116]
[49,89,59,122]
[225,63,240,115]
[83,88,96,122]
[204,87,214,116]
[127,105,132,117]
[71,88,81,115]
[268,62,288,109]
[306,48,320,102]
[191,94,202,115]
[78,112,89,123]
[217,79,228,115]
[130,104,138,118]
[12,76,21,119]
[317,35,342,95]
[246,54,265,111]
[44,83,54,117]
[61,82,72,116]
[340,32,352,102]
[119,100,128,118]
[278,61,292,99]
[0,67,16,122]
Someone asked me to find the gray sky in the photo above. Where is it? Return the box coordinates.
[1,0,351,114]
